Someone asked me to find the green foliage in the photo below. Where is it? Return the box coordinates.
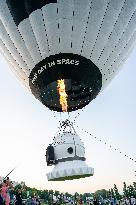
[123,182,128,197]
[122,182,136,198]
[110,188,115,198]
[14,184,22,190]
[94,189,109,199]
[13,181,136,203]
[113,184,121,200]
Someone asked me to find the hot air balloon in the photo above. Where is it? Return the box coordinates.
[0,0,136,181]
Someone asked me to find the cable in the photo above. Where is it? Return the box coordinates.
[76,124,136,176]
[73,107,85,125]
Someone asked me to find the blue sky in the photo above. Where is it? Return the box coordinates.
[0,48,136,194]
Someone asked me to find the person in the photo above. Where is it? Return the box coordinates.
[130,196,136,205]
[5,178,10,187]
[35,197,41,205]
[26,196,31,205]
[15,188,23,205]
[111,197,115,205]
[0,184,4,205]
[6,178,13,204]
[79,198,83,205]
[30,196,36,205]
[1,180,10,205]
[93,197,98,205]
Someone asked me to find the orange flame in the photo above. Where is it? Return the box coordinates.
[57,79,68,112]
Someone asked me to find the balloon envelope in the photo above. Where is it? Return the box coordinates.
[0,0,136,111]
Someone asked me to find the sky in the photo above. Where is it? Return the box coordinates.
[0,48,136,194]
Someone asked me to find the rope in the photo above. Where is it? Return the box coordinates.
[73,108,85,125]
[76,124,136,175]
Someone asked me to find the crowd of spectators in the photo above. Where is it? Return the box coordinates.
[0,177,136,205]
[50,195,136,205]
[0,177,41,205]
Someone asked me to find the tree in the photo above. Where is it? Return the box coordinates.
[94,189,109,199]
[74,192,80,202]
[133,182,136,191]
[133,182,136,198]
[127,185,134,197]
[114,184,121,200]
[110,188,115,198]
[123,182,129,197]
[108,189,112,198]
[54,190,59,197]
[40,190,49,201]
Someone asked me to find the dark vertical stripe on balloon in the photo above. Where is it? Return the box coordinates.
[24,0,57,15]
[6,0,57,26]
[6,0,28,26]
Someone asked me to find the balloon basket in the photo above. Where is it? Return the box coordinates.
[46,120,94,181]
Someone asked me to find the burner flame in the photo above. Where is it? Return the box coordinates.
[57,79,68,112]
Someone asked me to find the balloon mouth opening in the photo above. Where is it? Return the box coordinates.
[40,78,93,112]
[29,53,102,112]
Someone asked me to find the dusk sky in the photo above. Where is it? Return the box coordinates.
[0,47,136,194]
